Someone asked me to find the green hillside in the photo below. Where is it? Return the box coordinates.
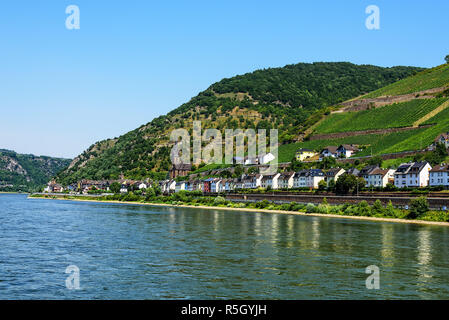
[313,98,448,134]
[364,64,449,98]
[278,128,428,162]
[56,62,421,185]
[278,63,449,163]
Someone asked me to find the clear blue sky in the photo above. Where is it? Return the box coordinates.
[1,0,448,159]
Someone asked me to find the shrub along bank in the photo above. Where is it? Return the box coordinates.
[30,191,449,223]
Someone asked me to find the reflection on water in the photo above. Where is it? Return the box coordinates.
[1,194,449,299]
[417,229,433,298]
[381,224,395,267]
[311,219,320,250]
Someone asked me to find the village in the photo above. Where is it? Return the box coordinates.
[44,133,449,196]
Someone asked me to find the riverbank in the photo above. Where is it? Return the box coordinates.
[29,194,449,227]
[0,191,29,194]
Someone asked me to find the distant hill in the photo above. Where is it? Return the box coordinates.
[55,62,422,185]
[279,63,449,163]
[0,149,71,192]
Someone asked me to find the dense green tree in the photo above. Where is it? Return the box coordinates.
[247,167,259,174]
[145,187,156,199]
[233,165,243,178]
[372,199,385,216]
[320,156,337,169]
[445,55,449,64]
[409,197,429,219]
[335,174,357,194]
[318,179,327,191]
[153,185,162,196]
[109,182,121,194]
[385,200,396,217]
[367,156,383,167]
[219,170,233,178]
[327,179,336,192]
[356,201,371,216]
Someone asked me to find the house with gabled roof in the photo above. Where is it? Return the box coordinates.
[175,181,187,192]
[261,173,281,189]
[293,169,325,189]
[429,164,449,187]
[243,174,263,189]
[359,165,380,181]
[337,144,359,158]
[234,177,245,190]
[320,146,339,160]
[394,162,432,188]
[296,149,318,162]
[325,168,346,182]
[211,178,223,193]
[278,172,295,189]
[365,168,395,188]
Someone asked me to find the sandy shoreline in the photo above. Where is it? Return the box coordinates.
[0,191,28,194]
[28,195,449,227]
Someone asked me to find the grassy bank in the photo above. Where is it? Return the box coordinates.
[29,191,449,225]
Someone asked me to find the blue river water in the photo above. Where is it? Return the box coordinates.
[1,193,449,299]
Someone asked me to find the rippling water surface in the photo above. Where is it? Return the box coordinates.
[1,194,449,299]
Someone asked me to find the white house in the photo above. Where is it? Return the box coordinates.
[211,179,223,193]
[429,164,449,187]
[337,144,359,158]
[261,173,281,189]
[394,162,432,188]
[320,146,339,160]
[293,169,325,189]
[217,179,229,192]
[234,178,245,189]
[120,184,128,193]
[223,179,235,192]
[365,168,395,188]
[243,174,263,189]
[160,180,176,193]
[159,180,169,193]
[325,168,346,182]
[277,172,295,189]
[175,181,187,192]
[138,182,148,190]
[359,165,380,182]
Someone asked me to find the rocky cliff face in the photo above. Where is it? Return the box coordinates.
[0,149,71,191]
[0,155,28,178]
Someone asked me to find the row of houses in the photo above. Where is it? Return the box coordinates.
[160,170,327,194]
[45,179,151,194]
[296,144,360,162]
[164,161,449,193]
[162,167,350,193]
[46,161,449,194]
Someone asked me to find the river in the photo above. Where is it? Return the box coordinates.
[1,193,449,299]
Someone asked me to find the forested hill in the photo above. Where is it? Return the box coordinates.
[56,62,423,185]
[0,149,71,192]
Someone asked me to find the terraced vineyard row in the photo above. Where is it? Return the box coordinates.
[277,128,428,162]
[313,98,447,134]
[363,64,449,98]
